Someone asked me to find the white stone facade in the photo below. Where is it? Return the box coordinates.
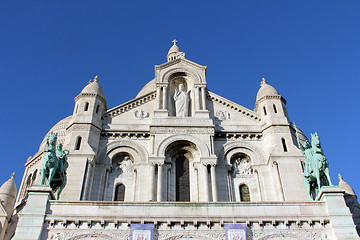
[9,43,359,240]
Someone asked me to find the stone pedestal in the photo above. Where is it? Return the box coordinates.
[316,186,359,239]
[12,185,54,240]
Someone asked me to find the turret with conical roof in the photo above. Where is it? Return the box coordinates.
[62,76,107,201]
[0,173,17,216]
[254,78,289,124]
[0,173,17,240]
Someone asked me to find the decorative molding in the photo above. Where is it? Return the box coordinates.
[101,131,151,140]
[152,118,212,126]
[207,91,260,122]
[214,132,262,140]
[151,127,214,134]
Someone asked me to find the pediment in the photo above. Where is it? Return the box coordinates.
[156,58,206,72]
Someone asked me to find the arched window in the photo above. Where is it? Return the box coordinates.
[273,104,277,113]
[281,138,288,152]
[96,105,100,114]
[75,136,82,150]
[239,184,250,202]
[84,102,89,111]
[114,184,126,201]
[263,106,267,115]
[75,104,79,114]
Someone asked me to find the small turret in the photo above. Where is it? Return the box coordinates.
[167,39,185,62]
[0,173,17,216]
[254,78,289,124]
[72,76,107,128]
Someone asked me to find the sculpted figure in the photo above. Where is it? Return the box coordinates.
[294,124,333,200]
[118,156,134,173]
[40,132,69,200]
[174,83,189,117]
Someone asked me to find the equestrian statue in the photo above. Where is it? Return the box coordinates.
[40,132,69,200]
[294,124,333,200]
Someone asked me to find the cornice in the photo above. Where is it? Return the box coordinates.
[103,91,156,119]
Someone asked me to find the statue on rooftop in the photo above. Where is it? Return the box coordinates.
[294,124,333,200]
[40,132,69,200]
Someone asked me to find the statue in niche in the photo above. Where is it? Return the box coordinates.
[174,83,189,117]
[232,157,252,177]
[294,123,333,200]
[117,156,134,174]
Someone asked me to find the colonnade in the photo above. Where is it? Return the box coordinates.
[148,162,217,202]
[156,84,207,111]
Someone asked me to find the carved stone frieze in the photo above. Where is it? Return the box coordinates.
[47,229,331,240]
[151,127,214,134]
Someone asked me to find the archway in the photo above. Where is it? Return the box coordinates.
[165,140,200,202]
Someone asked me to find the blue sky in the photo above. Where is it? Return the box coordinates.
[1,1,359,196]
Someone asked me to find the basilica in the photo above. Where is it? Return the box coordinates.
[0,41,359,240]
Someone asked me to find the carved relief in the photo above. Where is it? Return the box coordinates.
[117,155,134,174]
[134,110,149,119]
[232,155,254,177]
[215,110,230,120]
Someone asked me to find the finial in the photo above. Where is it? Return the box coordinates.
[261,77,267,86]
[172,39,178,45]
[338,173,343,181]
[94,75,98,82]
[11,172,15,179]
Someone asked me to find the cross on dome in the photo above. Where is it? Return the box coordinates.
[172,39,178,45]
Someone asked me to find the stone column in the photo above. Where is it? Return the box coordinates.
[82,159,93,200]
[162,87,167,110]
[202,164,210,202]
[13,186,54,240]
[194,86,200,111]
[210,164,218,202]
[133,169,137,201]
[272,161,285,201]
[201,87,206,110]
[156,87,161,109]
[157,163,164,202]
[171,161,176,201]
[149,164,156,201]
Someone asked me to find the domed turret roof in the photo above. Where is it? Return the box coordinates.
[256,78,280,102]
[167,39,181,56]
[0,173,17,215]
[0,173,17,198]
[338,174,356,196]
[81,76,105,98]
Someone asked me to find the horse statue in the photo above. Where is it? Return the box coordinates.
[294,124,333,200]
[40,132,69,200]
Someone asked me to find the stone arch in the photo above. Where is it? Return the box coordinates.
[161,67,202,84]
[98,140,148,165]
[157,134,210,158]
[217,141,265,166]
